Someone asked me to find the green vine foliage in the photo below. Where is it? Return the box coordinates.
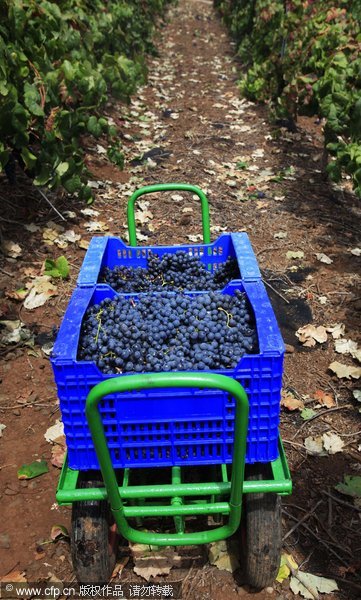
[0,0,170,201]
[216,0,361,196]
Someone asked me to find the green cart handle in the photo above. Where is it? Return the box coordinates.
[127,183,211,246]
[86,372,249,546]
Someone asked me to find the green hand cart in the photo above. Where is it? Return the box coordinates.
[53,184,292,589]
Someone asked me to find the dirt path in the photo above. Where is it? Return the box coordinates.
[1,0,361,598]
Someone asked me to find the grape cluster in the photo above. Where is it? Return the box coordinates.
[100,251,240,293]
[78,291,257,374]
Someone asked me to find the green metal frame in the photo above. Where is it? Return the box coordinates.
[127,183,211,246]
[57,439,291,505]
[56,373,292,546]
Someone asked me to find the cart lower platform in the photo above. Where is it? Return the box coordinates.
[57,438,291,507]
[56,373,292,588]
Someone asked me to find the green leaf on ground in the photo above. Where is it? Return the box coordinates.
[300,408,317,420]
[18,460,48,480]
[276,553,298,582]
[236,161,248,169]
[44,256,69,279]
[335,476,361,498]
[50,524,69,541]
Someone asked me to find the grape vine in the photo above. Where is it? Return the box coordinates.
[216,0,361,197]
[0,0,170,201]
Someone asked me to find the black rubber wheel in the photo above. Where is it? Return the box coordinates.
[242,463,282,590]
[71,480,118,583]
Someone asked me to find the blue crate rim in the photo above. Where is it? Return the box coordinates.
[76,232,262,288]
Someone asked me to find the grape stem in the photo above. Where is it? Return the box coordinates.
[94,309,103,343]
[218,306,232,327]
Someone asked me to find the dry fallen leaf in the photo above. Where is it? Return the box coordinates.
[23,267,39,278]
[78,239,90,250]
[315,253,333,264]
[111,557,129,580]
[305,432,344,456]
[56,230,81,246]
[0,570,27,583]
[335,338,358,355]
[44,420,64,443]
[187,234,203,242]
[24,275,58,310]
[313,390,335,408]
[96,144,107,154]
[326,323,345,339]
[85,220,109,232]
[290,571,338,599]
[274,231,287,239]
[135,209,153,225]
[24,223,40,233]
[5,288,28,301]
[80,207,99,217]
[0,320,33,345]
[322,432,345,454]
[23,276,58,310]
[252,148,265,158]
[281,391,304,411]
[350,247,361,256]
[3,240,22,258]
[256,201,268,210]
[51,437,66,469]
[208,540,239,573]
[296,324,327,346]
[333,338,361,363]
[133,564,172,580]
[47,220,65,232]
[131,544,174,581]
[42,227,59,245]
[329,361,361,380]
[304,436,326,456]
[286,250,304,260]
[353,390,361,403]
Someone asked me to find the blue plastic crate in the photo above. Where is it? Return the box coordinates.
[51,281,284,470]
[77,233,261,291]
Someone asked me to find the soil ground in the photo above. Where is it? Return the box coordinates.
[1,1,361,599]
